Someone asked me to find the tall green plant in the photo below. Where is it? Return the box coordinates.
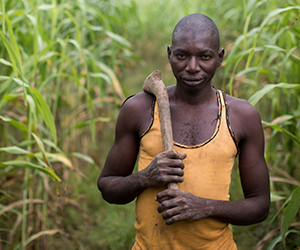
[222,0,300,248]
[0,0,137,248]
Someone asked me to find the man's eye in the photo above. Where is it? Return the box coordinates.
[201,54,212,59]
[176,54,186,59]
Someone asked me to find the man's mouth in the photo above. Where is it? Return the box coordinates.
[183,78,205,84]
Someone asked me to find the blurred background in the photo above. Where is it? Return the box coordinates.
[0,0,300,249]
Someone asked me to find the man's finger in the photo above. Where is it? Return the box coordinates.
[157,199,175,213]
[155,189,179,203]
[178,152,187,160]
[155,194,172,204]
[164,149,186,160]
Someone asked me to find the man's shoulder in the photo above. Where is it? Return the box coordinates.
[225,94,260,118]
[121,91,155,113]
[117,91,155,135]
[224,93,263,142]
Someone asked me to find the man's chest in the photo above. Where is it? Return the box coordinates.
[170,107,219,146]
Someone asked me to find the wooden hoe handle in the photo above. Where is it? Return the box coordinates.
[143,70,177,190]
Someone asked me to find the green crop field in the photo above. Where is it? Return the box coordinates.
[0,0,299,249]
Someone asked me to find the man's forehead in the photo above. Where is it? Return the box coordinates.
[175,28,214,39]
[173,29,218,49]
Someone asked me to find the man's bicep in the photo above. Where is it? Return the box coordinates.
[101,135,139,177]
[238,109,270,200]
[100,103,140,178]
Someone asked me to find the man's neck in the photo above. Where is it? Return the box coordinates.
[171,84,216,107]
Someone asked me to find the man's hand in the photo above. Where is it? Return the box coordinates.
[142,149,186,188]
[155,189,210,225]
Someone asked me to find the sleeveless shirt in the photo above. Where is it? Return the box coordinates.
[132,90,239,250]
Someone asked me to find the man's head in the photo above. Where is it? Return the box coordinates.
[168,14,224,90]
[172,13,220,51]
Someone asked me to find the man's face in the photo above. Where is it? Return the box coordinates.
[168,30,224,91]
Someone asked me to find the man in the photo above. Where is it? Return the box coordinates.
[98,13,270,249]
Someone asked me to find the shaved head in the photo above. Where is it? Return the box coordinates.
[172,14,220,50]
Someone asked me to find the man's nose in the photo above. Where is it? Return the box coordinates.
[186,56,200,73]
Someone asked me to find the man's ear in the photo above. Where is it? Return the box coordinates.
[218,48,225,67]
[167,45,172,61]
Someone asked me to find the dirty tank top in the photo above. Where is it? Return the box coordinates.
[132,90,239,250]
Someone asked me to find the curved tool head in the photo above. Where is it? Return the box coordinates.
[143,70,165,96]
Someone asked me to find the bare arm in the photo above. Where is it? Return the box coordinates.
[156,100,270,225]
[98,93,186,204]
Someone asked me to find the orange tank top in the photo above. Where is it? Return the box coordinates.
[132,90,239,250]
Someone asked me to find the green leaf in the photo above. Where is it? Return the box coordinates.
[97,62,125,100]
[271,192,285,202]
[1,93,22,102]
[34,152,74,170]
[260,6,300,29]
[0,146,30,154]
[37,4,55,10]
[267,230,300,250]
[0,58,12,66]
[248,83,300,106]
[262,121,300,147]
[32,133,47,162]
[29,87,57,145]
[0,116,28,131]
[46,153,74,170]
[267,115,295,125]
[0,75,10,81]
[105,30,131,47]
[10,10,27,16]
[38,51,58,63]
[74,117,110,129]
[70,152,96,165]
[42,139,63,153]
[62,9,81,45]
[0,31,21,77]
[0,160,61,182]
[245,6,300,70]
[4,15,23,75]
[89,72,111,85]
[281,186,300,248]
[270,196,291,224]
[11,78,29,107]
[68,39,81,51]
[12,77,30,88]
[236,67,258,77]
